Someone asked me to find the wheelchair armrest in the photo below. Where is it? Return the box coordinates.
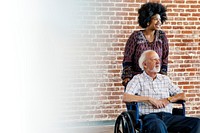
[172,100,186,116]
[125,102,139,111]
[172,100,186,104]
[125,102,140,123]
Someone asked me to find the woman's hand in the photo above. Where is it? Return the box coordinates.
[122,78,130,86]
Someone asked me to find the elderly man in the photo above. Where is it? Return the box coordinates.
[123,50,200,133]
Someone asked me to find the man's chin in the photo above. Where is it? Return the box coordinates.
[151,67,160,73]
[150,70,159,73]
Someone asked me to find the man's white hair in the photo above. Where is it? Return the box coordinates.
[138,50,156,70]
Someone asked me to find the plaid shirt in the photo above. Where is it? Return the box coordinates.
[126,71,182,115]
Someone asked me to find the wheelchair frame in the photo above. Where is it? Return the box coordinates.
[114,100,185,133]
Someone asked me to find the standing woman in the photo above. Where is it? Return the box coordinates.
[122,2,169,86]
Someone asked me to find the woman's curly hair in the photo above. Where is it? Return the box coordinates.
[138,2,167,28]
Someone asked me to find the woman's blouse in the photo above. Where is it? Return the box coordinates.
[122,30,169,80]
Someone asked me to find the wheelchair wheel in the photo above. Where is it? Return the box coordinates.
[114,113,137,133]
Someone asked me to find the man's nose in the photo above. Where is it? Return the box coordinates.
[156,59,160,63]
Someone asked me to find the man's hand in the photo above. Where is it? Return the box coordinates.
[148,97,169,109]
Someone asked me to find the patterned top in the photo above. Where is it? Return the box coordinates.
[122,30,169,80]
[126,72,182,115]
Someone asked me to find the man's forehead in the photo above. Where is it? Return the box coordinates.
[150,56,160,59]
[147,52,159,59]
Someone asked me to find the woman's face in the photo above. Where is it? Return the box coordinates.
[148,14,161,30]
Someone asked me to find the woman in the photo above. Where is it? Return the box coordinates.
[122,2,169,86]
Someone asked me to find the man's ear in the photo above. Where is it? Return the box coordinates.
[143,62,147,68]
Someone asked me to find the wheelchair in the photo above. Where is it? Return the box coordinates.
[114,100,185,133]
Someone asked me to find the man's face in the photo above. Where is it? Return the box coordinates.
[144,52,160,73]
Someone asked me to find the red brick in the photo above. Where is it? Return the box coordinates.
[64,0,200,122]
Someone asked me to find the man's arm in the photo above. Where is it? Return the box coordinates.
[167,93,186,103]
[122,93,149,103]
[123,93,170,109]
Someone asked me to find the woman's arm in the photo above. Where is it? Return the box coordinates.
[121,32,137,86]
[160,31,169,75]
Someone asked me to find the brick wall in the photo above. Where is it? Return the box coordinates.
[65,0,200,123]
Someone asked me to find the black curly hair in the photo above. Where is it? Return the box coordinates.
[138,2,167,28]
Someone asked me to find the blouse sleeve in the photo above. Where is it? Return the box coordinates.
[160,31,169,75]
[121,32,137,80]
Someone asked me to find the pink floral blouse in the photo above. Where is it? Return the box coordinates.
[122,30,169,80]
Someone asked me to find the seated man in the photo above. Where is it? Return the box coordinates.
[123,50,200,133]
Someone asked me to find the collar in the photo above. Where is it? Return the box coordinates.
[142,71,162,81]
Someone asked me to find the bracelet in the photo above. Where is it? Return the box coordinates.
[167,97,172,102]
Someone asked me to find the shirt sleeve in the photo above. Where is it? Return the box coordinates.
[125,76,141,95]
[166,77,183,96]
